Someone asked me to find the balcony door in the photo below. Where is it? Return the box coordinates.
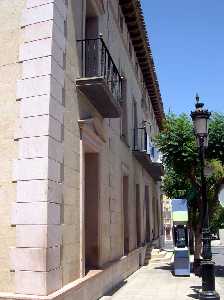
[85,0,99,77]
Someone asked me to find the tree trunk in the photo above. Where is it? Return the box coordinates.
[194,224,202,259]
[189,227,194,255]
[193,223,202,276]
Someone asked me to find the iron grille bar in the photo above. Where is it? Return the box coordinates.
[77,36,123,104]
[133,127,148,152]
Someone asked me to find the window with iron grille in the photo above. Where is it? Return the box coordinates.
[120,79,128,143]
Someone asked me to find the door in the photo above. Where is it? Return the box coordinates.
[136,184,141,247]
[123,175,129,255]
[85,153,99,271]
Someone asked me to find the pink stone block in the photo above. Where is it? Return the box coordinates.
[13,157,61,181]
[19,136,63,163]
[22,3,54,26]
[52,20,66,50]
[26,0,54,8]
[20,95,64,123]
[12,202,60,225]
[16,225,62,247]
[24,21,66,50]
[17,75,51,99]
[15,268,62,295]
[16,115,62,142]
[22,56,52,79]
[24,20,53,42]
[26,0,67,20]
[51,57,65,86]
[10,246,60,271]
[15,159,54,183]
[16,180,62,203]
[20,38,52,61]
[22,56,65,86]
[17,75,63,103]
[19,38,64,67]
[19,136,48,159]
[22,3,65,33]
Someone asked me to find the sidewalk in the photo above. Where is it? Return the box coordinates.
[100,253,223,300]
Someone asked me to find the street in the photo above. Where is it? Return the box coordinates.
[100,245,224,300]
[213,245,224,297]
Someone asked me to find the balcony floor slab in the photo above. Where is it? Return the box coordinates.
[76,77,121,118]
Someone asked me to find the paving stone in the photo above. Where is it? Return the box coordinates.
[100,253,224,300]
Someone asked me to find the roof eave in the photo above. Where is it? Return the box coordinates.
[119,0,165,130]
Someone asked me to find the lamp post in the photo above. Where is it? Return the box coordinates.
[191,95,220,300]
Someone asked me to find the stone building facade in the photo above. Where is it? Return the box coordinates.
[163,196,173,241]
[0,0,165,299]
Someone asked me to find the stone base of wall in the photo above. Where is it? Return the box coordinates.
[139,245,147,266]
[0,248,144,300]
[219,229,224,245]
[159,235,165,249]
[151,237,160,249]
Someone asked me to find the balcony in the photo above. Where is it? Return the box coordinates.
[76,36,123,118]
[132,127,164,181]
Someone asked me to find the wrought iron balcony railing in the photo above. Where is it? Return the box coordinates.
[76,36,123,118]
[133,127,164,181]
[133,127,148,153]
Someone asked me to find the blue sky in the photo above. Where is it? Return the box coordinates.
[141,0,224,115]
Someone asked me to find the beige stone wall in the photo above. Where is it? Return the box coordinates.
[62,0,81,284]
[3,0,66,295]
[61,0,162,286]
[0,0,26,292]
[0,0,163,295]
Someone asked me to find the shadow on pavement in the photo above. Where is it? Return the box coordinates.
[154,263,176,276]
[103,280,127,296]
[154,264,172,271]
[215,265,224,277]
[187,294,199,299]
[187,285,201,299]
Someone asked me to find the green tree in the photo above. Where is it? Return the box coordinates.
[155,113,224,264]
[210,205,224,234]
[207,113,224,164]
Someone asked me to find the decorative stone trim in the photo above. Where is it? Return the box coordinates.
[78,118,106,153]
[78,119,106,276]
[11,0,67,296]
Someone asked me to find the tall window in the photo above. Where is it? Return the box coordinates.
[120,79,128,143]
[129,41,132,58]
[136,184,141,247]
[118,6,124,33]
[141,88,147,111]
[133,100,138,149]
[133,100,138,130]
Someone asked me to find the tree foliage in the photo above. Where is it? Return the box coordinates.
[156,114,197,176]
[155,113,224,233]
[207,113,224,164]
[162,167,192,199]
[210,205,224,233]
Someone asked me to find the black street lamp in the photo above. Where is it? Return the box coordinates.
[191,95,220,300]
